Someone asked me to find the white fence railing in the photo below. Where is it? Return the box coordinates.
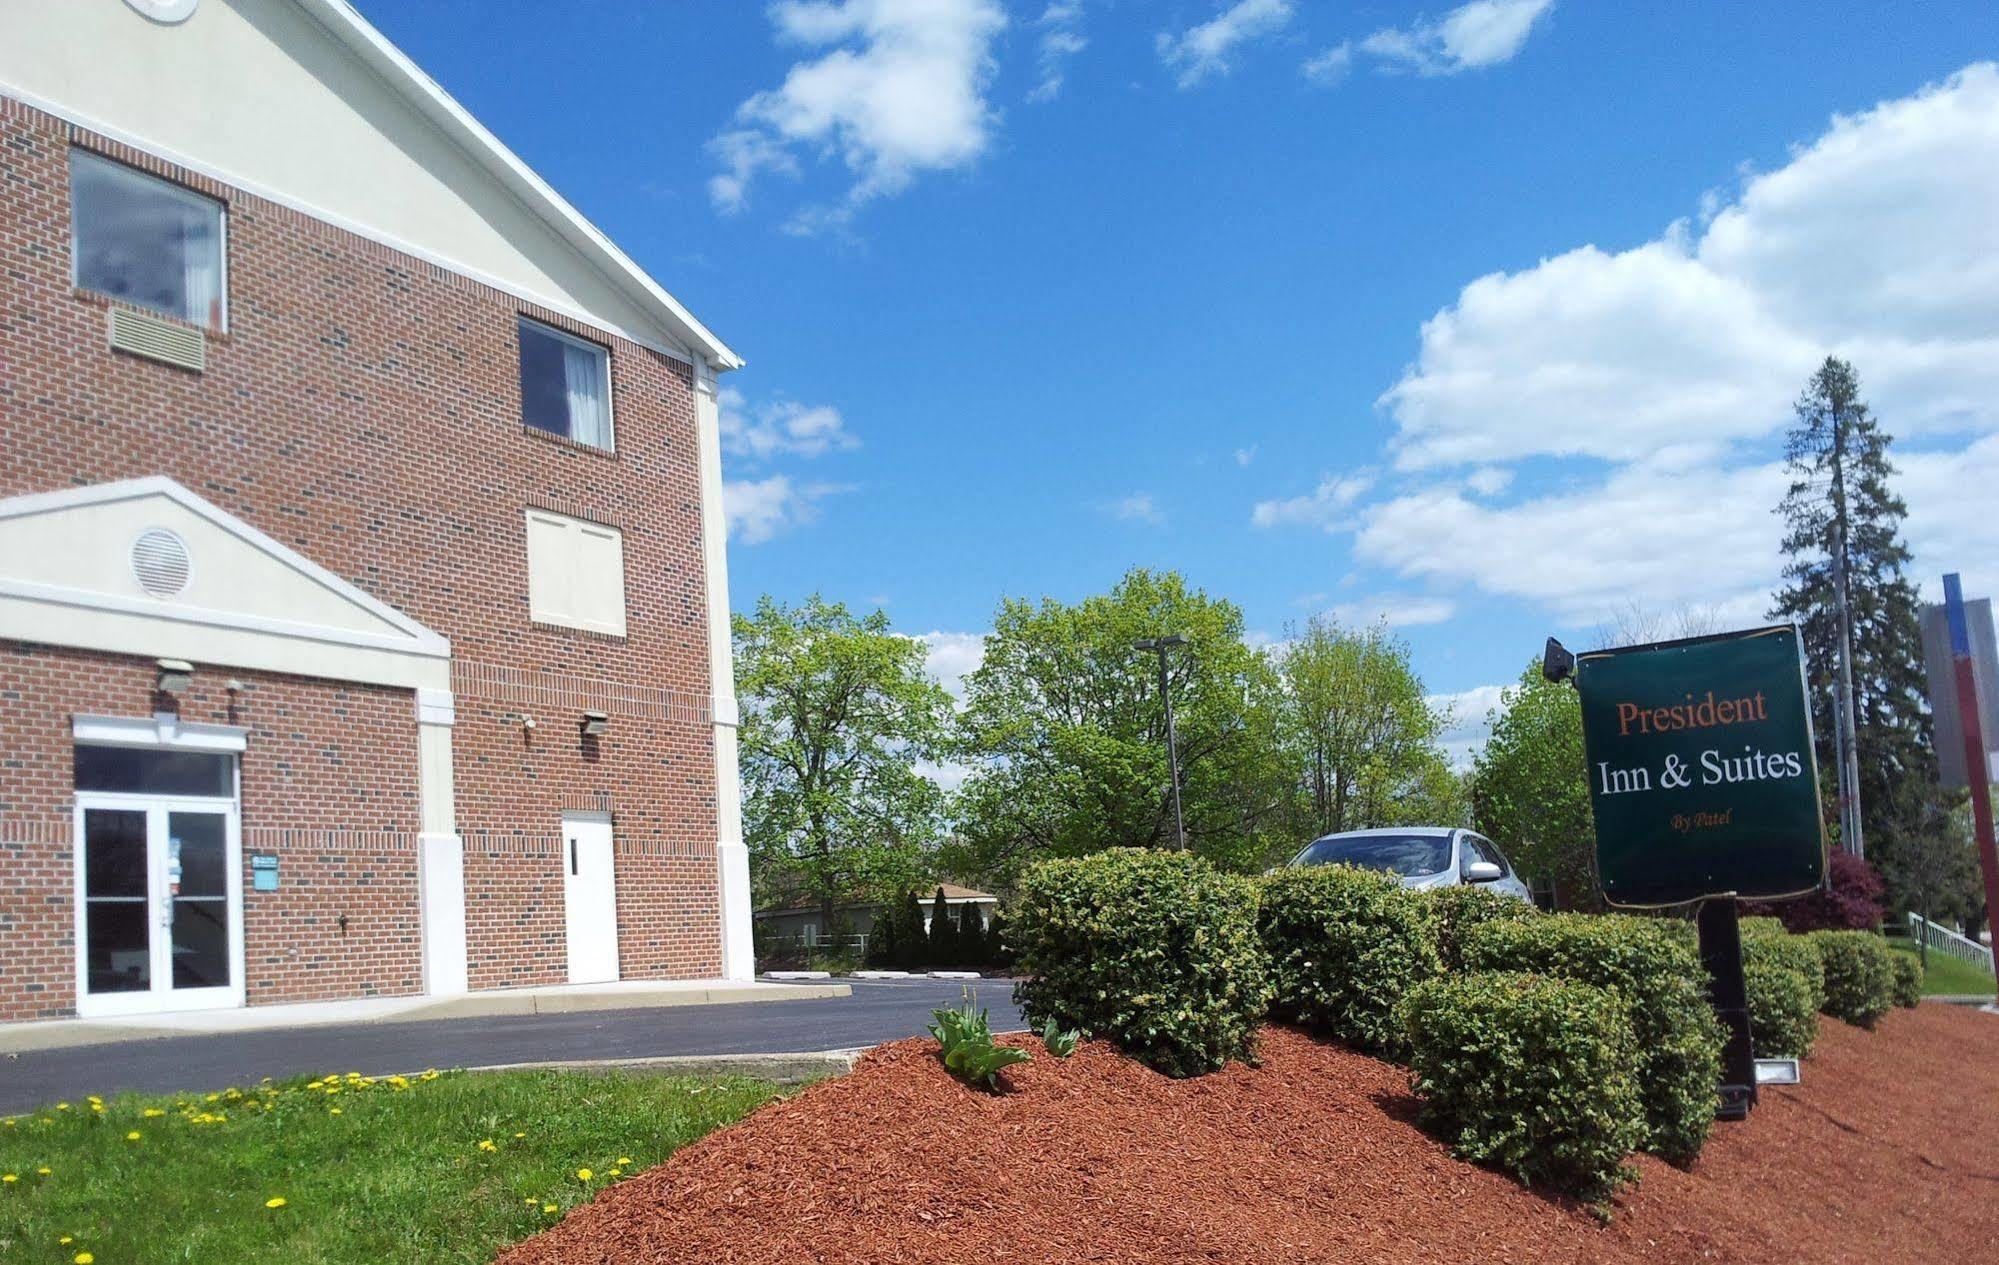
[1906,912,1996,973]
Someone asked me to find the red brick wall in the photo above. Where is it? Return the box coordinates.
[0,642,423,1022]
[0,95,725,1013]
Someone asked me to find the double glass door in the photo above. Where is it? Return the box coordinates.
[75,794,242,1016]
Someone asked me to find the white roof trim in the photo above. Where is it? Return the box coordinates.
[74,712,249,753]
[0,476,449,658]
[292,0,743,372]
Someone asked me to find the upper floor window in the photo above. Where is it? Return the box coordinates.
[70,150,226,331]
[518,317,612,450]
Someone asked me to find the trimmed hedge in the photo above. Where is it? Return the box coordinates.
[1400,971,1644,1203]
[1890,953,1924,1009]
[1010,848,1272,1077]
[1744,955,1819,1059]
[1742,925,1827,1010]
[1420,884,1540,972]
[1258,865,1441,1055]
[1462,913,1724,1166]
[1809,930,1894,1029]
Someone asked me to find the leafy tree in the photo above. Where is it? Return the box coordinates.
[891,890,929,970]
[928,888,955,967]
[734,595,955,936]
[952,568,1292,881]
[1771,358,1936,879]
[1470,662,1596,906]
[1275,617,1462,836]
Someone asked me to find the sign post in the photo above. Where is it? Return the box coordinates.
[1572,624,1829,1119]
[1939,575,1999,1007]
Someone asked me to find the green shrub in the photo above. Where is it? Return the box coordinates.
[1010,848,1272,1077]
[1743,956,1818,1059]
[1739,915,1790,939]
[1420,884,1540,972]
[928,996,1030,1090]
[1258,866,1441,1054]
[1890,952,1924,1008]
[1399,971,1644,1203]
[1742,928,1826,1013]
[1809,930,1894,1029]
[1462,913,1724,1166]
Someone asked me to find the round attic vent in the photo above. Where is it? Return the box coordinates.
[124,0,201,24]
[132,529,192,598]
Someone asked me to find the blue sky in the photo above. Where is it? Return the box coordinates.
[361,1,1999,757]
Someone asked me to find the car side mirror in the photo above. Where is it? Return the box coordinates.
[1466,860,1503,883]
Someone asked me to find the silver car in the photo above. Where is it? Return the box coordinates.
[1288,827,1534,903]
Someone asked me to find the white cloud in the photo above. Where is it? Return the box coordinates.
[1107,492,1167,526]
[719,386,859,461]
[1348,64,1999,625]
[1251,472,1374,530]
[1235,444,1259,467]
[914,629,987,702]
[724,475,852,544]
[1029,2,1088,103]
[1157,0,1294,89]
[708,0,1007,228]
[1362,0,1553,76]
[1301,42,1353,87]
[1381,63,1999,471]
[1326,594,1458,627]
[1428,682,1511,768]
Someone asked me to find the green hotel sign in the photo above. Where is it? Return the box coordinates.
[1575,625,1828,907]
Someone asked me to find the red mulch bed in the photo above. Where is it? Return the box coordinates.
[497,1005,1999,1264]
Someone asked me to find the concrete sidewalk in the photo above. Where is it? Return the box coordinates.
[0,977,850,1055]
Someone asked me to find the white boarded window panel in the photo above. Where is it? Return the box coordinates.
[525,510,626,636]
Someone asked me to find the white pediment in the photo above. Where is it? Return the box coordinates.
[0,0,739,370]
[0,478,448,691]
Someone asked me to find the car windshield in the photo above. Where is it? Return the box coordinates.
[1294,834,1452,878]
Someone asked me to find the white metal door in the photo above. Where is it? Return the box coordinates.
[562,816,620,984]
[74,794,244,1018]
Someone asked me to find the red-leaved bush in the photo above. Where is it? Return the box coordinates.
[1743,850,1885,932]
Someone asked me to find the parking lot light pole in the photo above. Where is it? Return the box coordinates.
[1134,635,1189,851]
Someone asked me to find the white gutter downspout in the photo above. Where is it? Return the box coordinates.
[693,358,756,981]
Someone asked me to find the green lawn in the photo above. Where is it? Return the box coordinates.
[0,1067,783,1264]
[1889,941,1998,997]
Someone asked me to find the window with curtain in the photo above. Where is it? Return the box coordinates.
[518,317,612,450]
[69,150,226,331]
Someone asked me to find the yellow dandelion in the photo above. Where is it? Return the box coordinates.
[576,1168,594,1182]
[513,1131,525,1139]
[56,1102,70,1111]
[3,1174,17,1184]
[265,1196,287,1209]
[524,1196,538,1206]
[329,1107,343,1116]
[89,1103,105,1114]
[617,1157,632,1166]
[125,1131,142,1142]
[478,1139,498,1153]
[542,1203,558,1215]
[59,1235,73,1244]
[37,1167,52,1177]
[143,1107,165,1118]
[76,1253,95,1265]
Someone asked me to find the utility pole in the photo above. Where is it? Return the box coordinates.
[1829,409,1866,859]
[1134,635,1189,850]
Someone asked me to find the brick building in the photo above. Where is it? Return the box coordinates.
[0,0,755,1024]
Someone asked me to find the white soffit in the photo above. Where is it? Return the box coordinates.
[0,477,450,691]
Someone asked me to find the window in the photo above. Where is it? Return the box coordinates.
[525,509,627,636]
[1294,833,1452,878]
[518,318,612,450]
[70,150,225,330]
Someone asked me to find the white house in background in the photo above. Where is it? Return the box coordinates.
[755,884,1000,946]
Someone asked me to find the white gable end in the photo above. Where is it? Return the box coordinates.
[0,0,736,367]
[0,478,449,692]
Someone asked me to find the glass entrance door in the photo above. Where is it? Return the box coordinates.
[75,795,242,1016]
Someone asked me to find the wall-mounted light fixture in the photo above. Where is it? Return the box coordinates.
[156,658,195,694]
[580,710,610,738]
[520,713,538,731]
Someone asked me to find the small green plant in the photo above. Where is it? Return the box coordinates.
[928,993,1030,1090]
[1039,1017,1081,1058]
[1889,952,1924,1009]
[1809,930,1894,1029]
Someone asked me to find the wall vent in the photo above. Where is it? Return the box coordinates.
[107,306,206,372]
[131,529,193,598]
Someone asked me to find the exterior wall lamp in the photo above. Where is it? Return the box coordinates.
[156,657,195,694]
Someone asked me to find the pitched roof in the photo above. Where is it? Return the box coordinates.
[296,0,742,371]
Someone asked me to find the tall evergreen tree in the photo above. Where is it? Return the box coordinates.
[1771,357,1934,893]
[929,888,955,968]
